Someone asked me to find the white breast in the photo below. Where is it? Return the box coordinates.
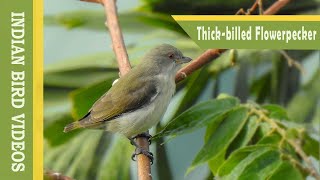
[105,74,176,137]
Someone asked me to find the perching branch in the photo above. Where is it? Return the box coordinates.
[88,0,151,179]
[136,137,153,180]
[103,0,131,76]
[175,49,226,82]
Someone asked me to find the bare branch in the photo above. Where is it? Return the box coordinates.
[99,0,151,178]
[136,137,152,180]
[175,49,226,82]
[81,0,102,4]
[264,0,291,15]
[279,50,306,74]
[102,0,131,76]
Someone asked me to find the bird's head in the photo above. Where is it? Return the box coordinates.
[143,44,192,74]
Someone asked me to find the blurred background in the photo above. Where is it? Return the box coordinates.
[44,0,320,179]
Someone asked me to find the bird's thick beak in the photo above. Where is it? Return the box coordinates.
[176,56,192,64]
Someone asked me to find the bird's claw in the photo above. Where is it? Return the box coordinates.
[131,147,154,165]
[132,132,152,145]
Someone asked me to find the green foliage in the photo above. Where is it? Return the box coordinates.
[44,114,80,146]
[268,162,304,180]
[44,131,104,179]
[287,69,320,122]
[302,132,320,159]
[226,115,260,154]
[155,96,319,178]
[189,107,248,173]
[97,136,133,180]
[70,76,118,119]
[262,104,289,120]
[217,145,282,180]
[45,10,184,34]
[154,97,239,140]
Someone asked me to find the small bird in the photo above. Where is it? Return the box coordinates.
[64,44,191,161]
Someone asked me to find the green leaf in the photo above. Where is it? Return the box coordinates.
[44,131,103,180]
[287,69,320,122]
[218,145,279,180]
[268,161,304,180]
[227,115,260,154]
[311,104,320,127]
[45,10,180,33]
[44,10,137,32]
[217,145,275,177]
[205,98,244,174]
[64,131,103,179]
[263,104,289,120]
[44,52,119,73]
[250,72,271,103]
[175,68,211,114]
[237,149,281,180]
[302,132,320,159]
[252,122,273,143]
[159,68,210,130]
[187,107,248,173]
[257,133,301,162]
[207,151,226,175]
[70,76,118,120]
[257,134,282,145]
[44,87,73,122]
[45,69,117,88]
[44,114,80,146]
[208,115,260,174]
[97,136,133,180]
[138,12,185,35]
[153,97,240,139]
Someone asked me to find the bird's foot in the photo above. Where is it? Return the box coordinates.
[131,132,152,145]
[129,132,154,164]
[131,147,154,165]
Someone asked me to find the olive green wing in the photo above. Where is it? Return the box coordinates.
[81,77,158,126]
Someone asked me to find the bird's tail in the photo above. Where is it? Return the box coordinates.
[64,121,81,133]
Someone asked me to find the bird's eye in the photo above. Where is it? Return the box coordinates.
[168,53,174,59]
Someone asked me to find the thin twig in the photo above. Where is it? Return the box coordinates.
[175,49,226,82]
[236,0,260,15]
[258,0,264,15]
[279,50,306,74]
[264,0,291,15]
[103,0,131,76]
[81,0,102,4]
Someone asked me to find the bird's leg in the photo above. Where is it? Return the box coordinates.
[129,133,154,164]
[132,132,152,145]
[131,146,154,165]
